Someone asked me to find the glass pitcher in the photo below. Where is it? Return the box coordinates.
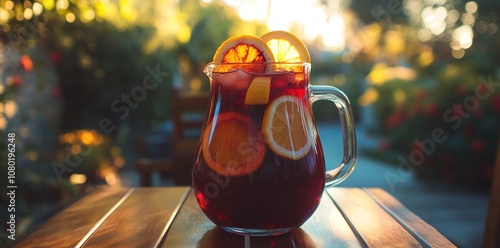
[192,62,357,236]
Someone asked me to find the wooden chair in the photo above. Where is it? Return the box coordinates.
[134,89,209,186]
[483,136,500,248]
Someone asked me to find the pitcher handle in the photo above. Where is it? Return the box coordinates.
[310,85,357,187]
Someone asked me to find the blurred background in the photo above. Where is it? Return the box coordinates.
[0,0,499,247]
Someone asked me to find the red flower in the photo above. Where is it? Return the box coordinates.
[477,84,491,96]
[411,103,424,116]
[384,110,405,128]
[425,103,440,119]
[461,124,475,138]
[50,50,62,63]
[52,87,61,97]
[473,108,483,117]
[455,83,467,96]
[471,139,485,152]
[378,139,391,150]
[482,165,494,180]
[442,154,455,167]
[7,75,23,87]
[442,171,454,181]
[416,89,428,99]
[492,95,500,112]
[19,55,33,71]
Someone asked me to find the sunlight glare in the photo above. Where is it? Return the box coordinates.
[465,1,478,14]
[322,15,345,51]
[0,9,8,24]
[24,8,33,20]
[70,174,87,185]
[417,29,432,41]
[33,2,43,16]
[81,9,96,23]
[267,0,315,31]
[447,9,460,23]
[224,0,242,7]
[452,49,465,59]
[56,0,69,10]
[66,12,76,23]
[453,25,473,49]
[461,13,475,26]
[236,0,268,21]
[418,45,434,66]
[302,5,328,41]
[234,0,346,51]
[421,6,447,35]
[5,1,14,10]
[0,116,6,130]
[358,88,379,106]
[5,100,17,118]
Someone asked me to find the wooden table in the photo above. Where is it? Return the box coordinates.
[15,187,456,247]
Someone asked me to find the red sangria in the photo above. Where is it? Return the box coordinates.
[192,31,357,236]
[193,65,325,235]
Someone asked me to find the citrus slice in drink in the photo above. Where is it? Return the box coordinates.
[260,31,311,71]
[245,76,271,105]
[202,112,266,176]
[262,95,313,160]
[213,35,275,73]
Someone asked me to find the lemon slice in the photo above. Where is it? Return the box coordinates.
[245,76,271,105]
[260,31,311,65]
[262,95,313,160]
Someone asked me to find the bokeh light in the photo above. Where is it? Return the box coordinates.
[70,174,87,184]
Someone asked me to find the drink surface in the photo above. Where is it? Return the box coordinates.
[192,68,326,230]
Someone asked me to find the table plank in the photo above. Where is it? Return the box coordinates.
[82,187,190,247]
[162,191,294,247]
[14,187,132,248]
[365,188,457,248]
[16,187,456,248]
[327,187,422,247]
[296,192,362,248]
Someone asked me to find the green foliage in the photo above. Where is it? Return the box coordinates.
[369,63,500,188]
[44,20,177,131]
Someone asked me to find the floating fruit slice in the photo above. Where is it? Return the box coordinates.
[260,31,311,72]
[213,35,275,73]
[245,76,271,105]
[262,95,312,160]
[202,112,266,176]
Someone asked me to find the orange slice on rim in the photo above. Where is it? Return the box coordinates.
[202,112,266,176]
[262,95,313,160]
[213,35,275,73]
[260,31,311,71]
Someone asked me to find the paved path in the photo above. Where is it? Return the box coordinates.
[316,122,489,248]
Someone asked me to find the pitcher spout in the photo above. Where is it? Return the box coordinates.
[203,63,215,78]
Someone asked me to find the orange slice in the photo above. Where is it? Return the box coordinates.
[260,31,311,71]
[202,112,266,176]
[262,95,313,160]
[245,76,271,105]
[213,35,275,73]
